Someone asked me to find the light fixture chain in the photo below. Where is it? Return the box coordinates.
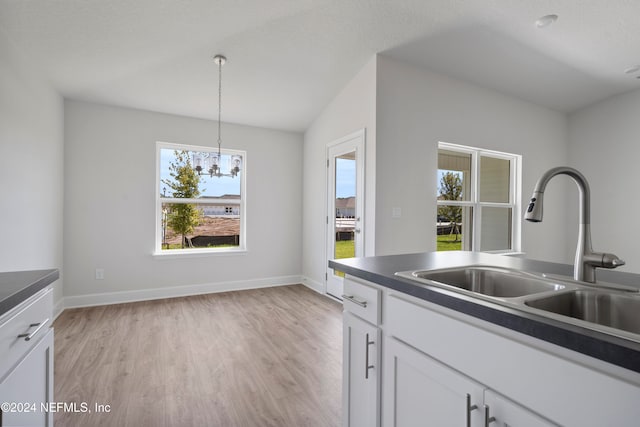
[217,56,222,155]
[210,54,233,178]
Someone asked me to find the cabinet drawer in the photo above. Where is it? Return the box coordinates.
[0,288,53,378]
[343,278,381,325]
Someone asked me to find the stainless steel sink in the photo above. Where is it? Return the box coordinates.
[400,266,566,298]
[395,264,640,341]
[525,290,640,335]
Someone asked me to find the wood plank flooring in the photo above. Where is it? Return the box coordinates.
[52,285,343,427]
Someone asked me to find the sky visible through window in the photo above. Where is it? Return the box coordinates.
[336,158,356,198]
[159,148,241,198]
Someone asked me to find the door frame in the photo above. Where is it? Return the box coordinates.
[326,129,365,299]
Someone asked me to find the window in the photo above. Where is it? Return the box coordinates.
[436,142,520,253]
[156,142,245,254]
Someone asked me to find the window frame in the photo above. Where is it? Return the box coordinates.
[154,141,247,257]
[437,141,521,254]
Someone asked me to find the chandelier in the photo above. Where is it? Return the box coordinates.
[194,54,241,178]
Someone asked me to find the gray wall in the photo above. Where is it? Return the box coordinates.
[375,55,571,262]
[302,57,377,291]
[64,100,303,301]
[0,30,64,304]
[568,88,640,273]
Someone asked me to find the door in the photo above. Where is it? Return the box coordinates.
[326,130,365,299]
[383,337,484,427]
[343,312,380,427]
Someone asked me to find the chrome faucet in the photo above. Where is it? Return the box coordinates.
[524,166,625,283]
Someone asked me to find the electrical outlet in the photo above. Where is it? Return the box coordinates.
[95,268,105,280]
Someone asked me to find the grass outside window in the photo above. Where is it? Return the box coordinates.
[437,234,462,251]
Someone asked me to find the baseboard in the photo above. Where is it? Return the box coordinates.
[59,275,303,310]
[301,276,325,294]
[53,298,65,322]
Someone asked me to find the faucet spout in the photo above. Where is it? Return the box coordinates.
[525,167,590,225]
[524,166,623,283]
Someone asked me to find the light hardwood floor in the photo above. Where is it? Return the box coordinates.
[53,285,343,427]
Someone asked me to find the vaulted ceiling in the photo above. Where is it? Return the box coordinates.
[2,0,639,132]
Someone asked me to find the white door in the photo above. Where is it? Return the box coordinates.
[326,130,365,299]
[343,312,380,427]
[383,337,484,427]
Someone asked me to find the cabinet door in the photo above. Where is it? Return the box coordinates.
[343,312,380,427]
[0,328,54,427]
[484,390,558,427]
[383,337,484,427]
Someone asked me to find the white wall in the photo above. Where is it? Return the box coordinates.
[0,31,64,302]
[568,88,640,274]
[63,100,303,302]
[302,57,377,291]
[375,55,571,262]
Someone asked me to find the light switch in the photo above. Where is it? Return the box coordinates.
[392,207,402,218]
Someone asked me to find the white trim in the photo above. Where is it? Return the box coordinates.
[155,141,247,254]
[301,276,325,294]
[326,128,366,149]
[326,128,366,299]
[157,140,245,156]
[152,248,247,258]
[56,275,302,310]
[161,197,241,204]
[53,298,65,322]
[437,141,522,253]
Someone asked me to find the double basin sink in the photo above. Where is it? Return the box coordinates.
[395,266,640,340]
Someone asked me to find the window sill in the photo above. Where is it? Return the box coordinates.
[152,248,247,259]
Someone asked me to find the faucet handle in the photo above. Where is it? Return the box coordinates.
[601,253,625,269]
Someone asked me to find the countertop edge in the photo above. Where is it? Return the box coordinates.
[330,255,640,374]
[0,269,59,318]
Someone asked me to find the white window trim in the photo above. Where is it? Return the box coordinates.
[437,141,522,253]
[153,141,247,257]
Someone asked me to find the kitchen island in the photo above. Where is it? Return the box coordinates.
[0,269,58,317]
[331,252,640,426]
[0,268,57,427]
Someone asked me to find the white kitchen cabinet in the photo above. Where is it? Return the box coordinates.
[0,328,53,427]
[385,292,639,426]
[343,311,380,427]
[384,337,556,427]
[343,277,382,427]
[0,287,54,427]
[341,273,640,426]
[384,336,484,427]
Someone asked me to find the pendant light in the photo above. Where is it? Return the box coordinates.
[194,54,241,178]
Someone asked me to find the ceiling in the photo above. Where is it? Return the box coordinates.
[1,0,639,132]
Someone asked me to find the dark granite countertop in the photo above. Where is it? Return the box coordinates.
[0,269,59,318]
[330,252,640,374]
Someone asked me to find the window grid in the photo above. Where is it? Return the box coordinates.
[155,142,246,255]
[437,142,521,253]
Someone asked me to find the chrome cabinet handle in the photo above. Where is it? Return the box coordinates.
[17,318,49,341]
[484,405,496,427]
[466,394,478,427]
[342,294,367,308]
[364,333,375,379]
